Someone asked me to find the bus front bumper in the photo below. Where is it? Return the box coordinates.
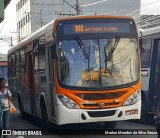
[56,100,141,125]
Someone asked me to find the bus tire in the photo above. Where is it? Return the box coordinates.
[40,98,48,125]
[18,94,25,119]
[104,121,117,128]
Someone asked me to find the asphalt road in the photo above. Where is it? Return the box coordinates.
[2,111,157,138]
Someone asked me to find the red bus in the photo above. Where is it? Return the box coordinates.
[8,15,141,128]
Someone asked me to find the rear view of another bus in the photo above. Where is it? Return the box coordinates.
[140,27,160,123]
[53,15,141,127]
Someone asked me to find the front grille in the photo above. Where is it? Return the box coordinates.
[75,91,126,100]
[83,102,119,107]
[87,110,116,117]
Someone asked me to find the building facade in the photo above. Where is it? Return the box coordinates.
[16,0,140,41]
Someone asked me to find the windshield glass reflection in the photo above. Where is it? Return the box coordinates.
[58,38,139,88]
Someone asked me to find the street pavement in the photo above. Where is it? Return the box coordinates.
[2,110,157,138]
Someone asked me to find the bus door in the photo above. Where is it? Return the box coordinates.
[33,37,47,117]
[46,42,56,120]
[149,39,160,112]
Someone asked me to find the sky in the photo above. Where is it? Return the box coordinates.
[0,0,17,54]
[0,0,159,54]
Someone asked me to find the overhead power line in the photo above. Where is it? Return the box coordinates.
[80,0,108,7]
[57,0,81,16]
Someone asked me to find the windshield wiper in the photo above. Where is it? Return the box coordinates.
[76,36,89,60]
[104,36,120,72]
[106,36,120,61]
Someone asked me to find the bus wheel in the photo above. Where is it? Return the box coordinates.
[104,121,117,128]
[18,94,25,119]
[40,98,48,125]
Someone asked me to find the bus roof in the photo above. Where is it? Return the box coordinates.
[8,19,55,55]
[8,15,135,55]
[141,26,160,37]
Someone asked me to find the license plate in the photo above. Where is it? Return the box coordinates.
[125,109,138,116]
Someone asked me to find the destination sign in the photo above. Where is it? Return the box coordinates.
[63,23,130,35]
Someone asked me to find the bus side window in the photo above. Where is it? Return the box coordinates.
[33,37,46,71]
[11,54,16,76]
[0,67,1,78]
[33,41,39,72]
[8,56,12,77]
[15,51,21,76]
[140,38,144,51]
[140,37,152,67]
[20,48,26,74]
[38,41,45,70]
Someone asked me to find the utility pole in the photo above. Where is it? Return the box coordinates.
[57,0,81,16]
[76,0,81,15]
[11,36,12,47]
[10,31,20,42]
[0,36,13,47]
[40,9,43,27]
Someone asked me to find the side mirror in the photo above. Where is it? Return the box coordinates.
[51,45,58,59]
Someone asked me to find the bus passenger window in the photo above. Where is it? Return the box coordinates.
[140,37,152,67]
[33,38,46,71]
[11,55,16,76]
[15,51,21,76]
[34,44,39,71]
[39,43,45,70]
[8,56,12,77]
[20,49,26,74]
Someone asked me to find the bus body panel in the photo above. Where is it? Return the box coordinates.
[55,79,141,109]
[55,99,141,125]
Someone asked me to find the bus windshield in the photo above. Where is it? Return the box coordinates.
[58,37,139,88]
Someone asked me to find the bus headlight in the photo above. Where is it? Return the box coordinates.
[57,94,80,109]
[123,91,140,106]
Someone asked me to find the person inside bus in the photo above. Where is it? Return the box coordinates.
[0,78,13,131]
